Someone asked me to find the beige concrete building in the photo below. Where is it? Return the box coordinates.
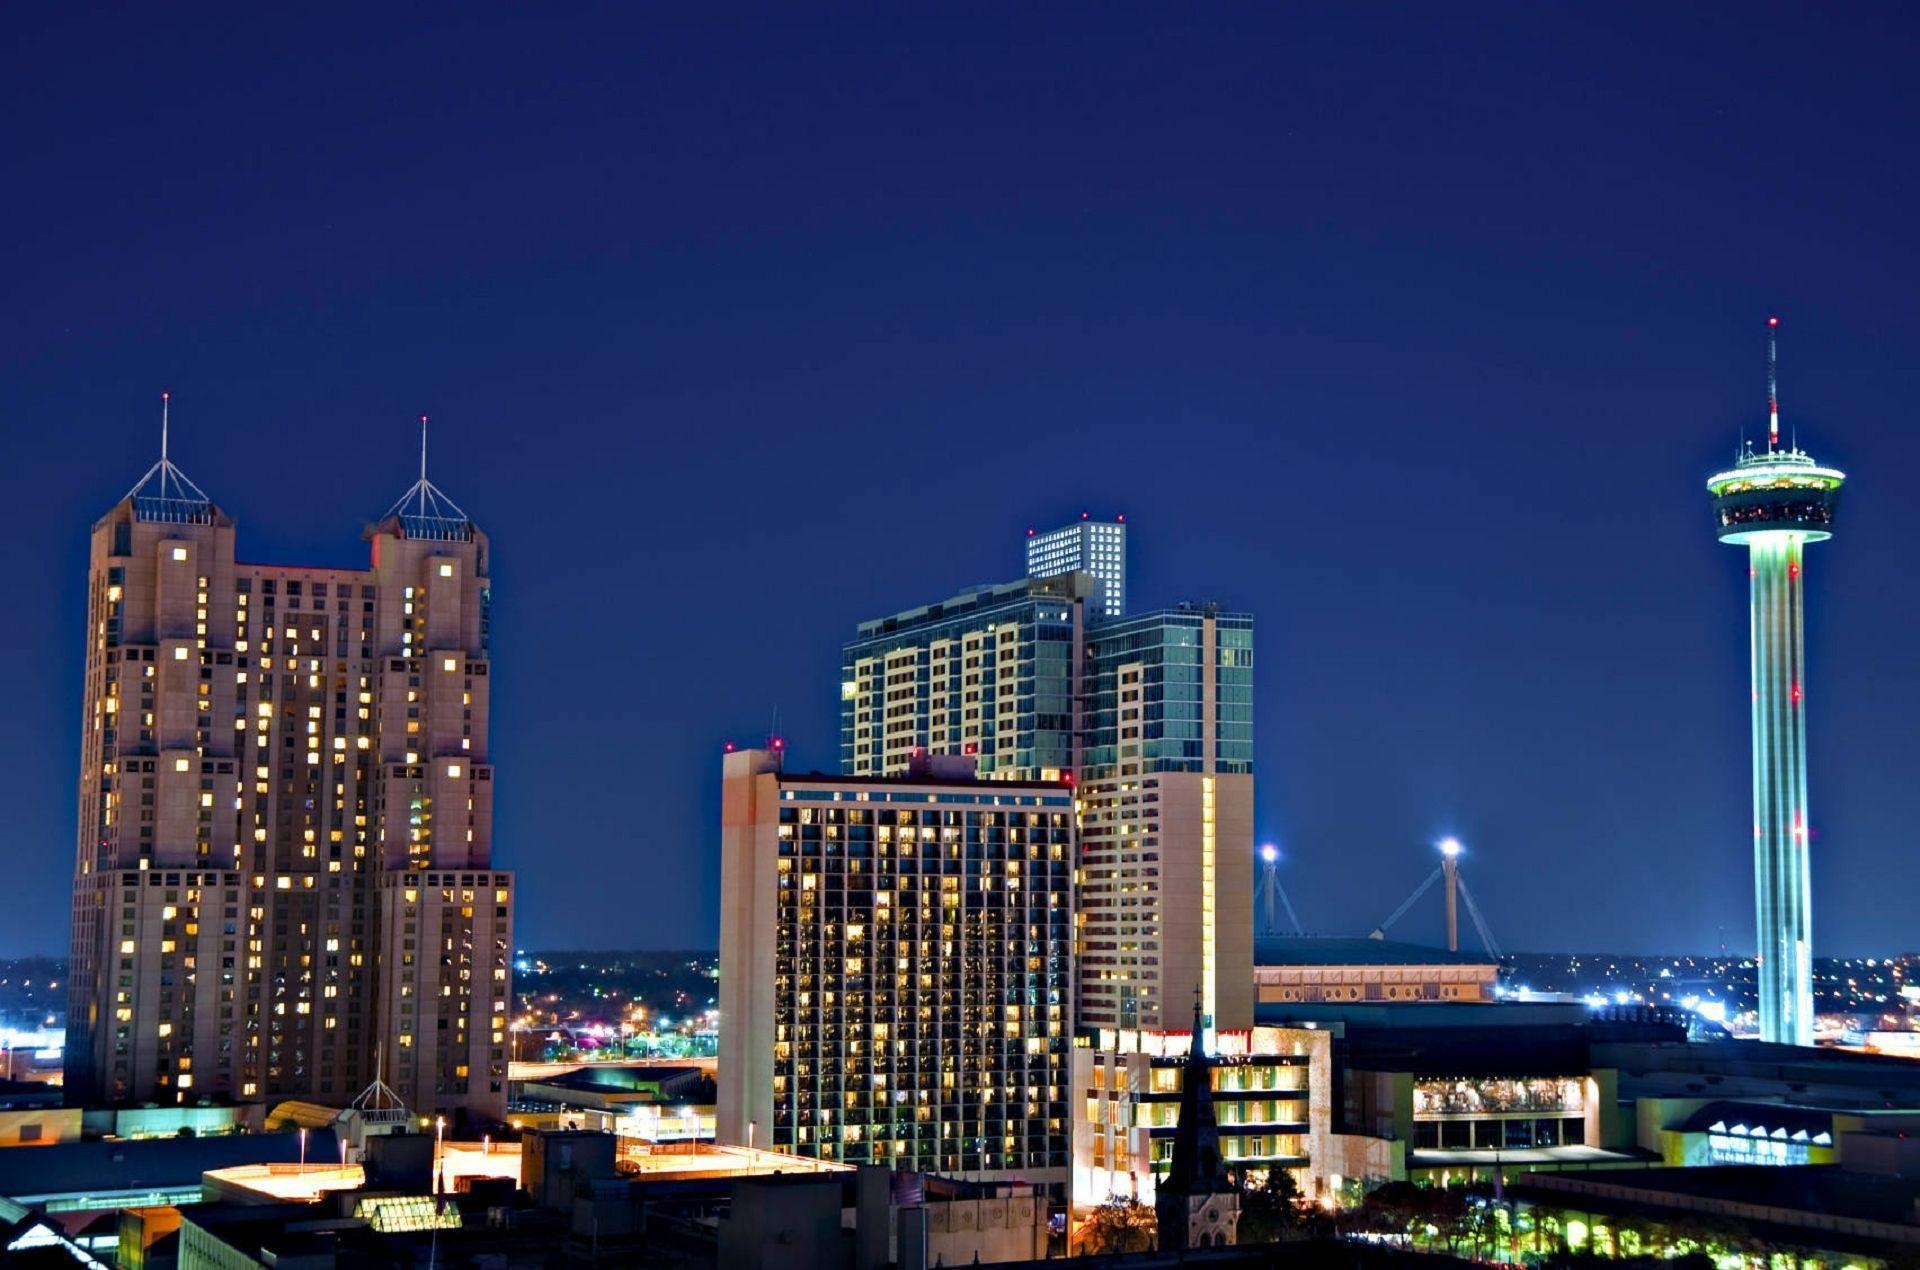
[66,427,512,1119]
[719,749,1074,1183]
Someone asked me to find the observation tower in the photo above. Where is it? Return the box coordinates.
[1706,317,1844,1047]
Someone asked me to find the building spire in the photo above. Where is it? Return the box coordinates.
[382,413,473,541]
[1768,315,1780,452]
[121,390,214,523]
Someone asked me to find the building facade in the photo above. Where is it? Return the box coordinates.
[1077,606,1254,1034]
[1252,937,1500,1006]
[719,749,1075,1182]
[1026,518,1127,619]
[66,434,512,1119]
[1072,1022,1333,1208]
[839,576,1089,781]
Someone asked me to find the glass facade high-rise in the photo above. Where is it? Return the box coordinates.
[840,575,1090,780]
[1081,607,1253,779]
[1076,606,1254,1034]
[840,563,1255,1036]
[1026,518,1127,619]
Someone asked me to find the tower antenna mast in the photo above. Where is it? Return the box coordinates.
[1768,316,1780,452]
[161,391,170,464]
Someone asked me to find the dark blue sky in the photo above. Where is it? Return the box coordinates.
[6,6,1918,957]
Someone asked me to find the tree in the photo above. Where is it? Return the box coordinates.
[1236,1167,1302,1245]
[1075,1196,1157,1255]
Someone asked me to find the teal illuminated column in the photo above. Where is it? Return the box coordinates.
[1709,448,1843,1046]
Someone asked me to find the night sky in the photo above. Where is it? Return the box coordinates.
[6,7,1919,958]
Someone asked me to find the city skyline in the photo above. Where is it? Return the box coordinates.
[7,8,1920,960]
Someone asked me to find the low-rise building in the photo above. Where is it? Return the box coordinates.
[1071,1023,1337,1206]
[1254,937,1498,1006]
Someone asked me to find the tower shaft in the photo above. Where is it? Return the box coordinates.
[1747,533,1814,1045]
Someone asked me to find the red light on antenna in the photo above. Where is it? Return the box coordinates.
[724,741,736,753]
[1026,528,1034,537]
[1081,511,1088,519]
[1116,514,1125,523]
[1768,316,1780,327]
[161,391,170,401]
[771,737,784,750]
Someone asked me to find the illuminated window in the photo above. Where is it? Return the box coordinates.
[175,758,190,772]
[173,647,188,660]
[171,547,187,561]
[443,657,458,672]
[438,563,454,577]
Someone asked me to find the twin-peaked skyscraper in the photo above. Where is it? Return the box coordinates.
[68,411,513,1120]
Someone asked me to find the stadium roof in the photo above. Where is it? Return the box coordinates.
[1254,936,1497,968]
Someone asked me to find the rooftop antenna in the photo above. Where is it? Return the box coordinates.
[122,390,213,520]
[383,413,472,539]
[1767,316,1780,453]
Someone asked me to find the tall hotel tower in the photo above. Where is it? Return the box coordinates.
[719,750,1074,1180]
[68,407,513,1117]
[1706,321,1844,1047]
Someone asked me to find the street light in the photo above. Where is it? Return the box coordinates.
[434,1116,446,1196]
[298,1127,308,1175]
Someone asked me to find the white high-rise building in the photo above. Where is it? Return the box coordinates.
[1026,517,1126,619]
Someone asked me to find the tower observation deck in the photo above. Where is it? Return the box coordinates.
[1706,319,1844,1047]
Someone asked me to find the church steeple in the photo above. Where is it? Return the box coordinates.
[1156,992,1239,1251]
